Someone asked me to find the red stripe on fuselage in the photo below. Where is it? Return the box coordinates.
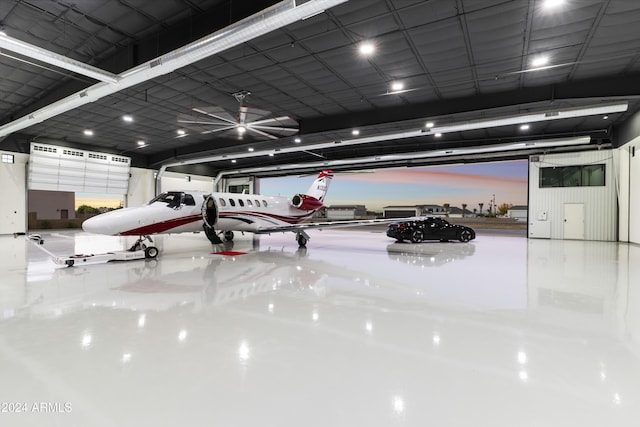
[118,215,202,235]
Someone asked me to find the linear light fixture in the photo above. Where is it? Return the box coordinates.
[0,32,120,84]
[425,102,628,135]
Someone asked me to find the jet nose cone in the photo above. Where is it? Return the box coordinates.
[82,214,109,235]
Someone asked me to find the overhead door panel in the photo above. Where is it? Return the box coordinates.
[28,143,130,194]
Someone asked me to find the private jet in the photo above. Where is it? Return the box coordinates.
[82,171,390,256]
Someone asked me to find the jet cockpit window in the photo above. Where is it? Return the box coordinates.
[149,192,183,208]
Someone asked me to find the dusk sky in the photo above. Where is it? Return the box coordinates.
[261,160,529,212]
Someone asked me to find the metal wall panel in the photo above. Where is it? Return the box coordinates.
[528,150,617,241]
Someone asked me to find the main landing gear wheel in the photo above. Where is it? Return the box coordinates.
[223,231,234,242]
[295,231,309,248]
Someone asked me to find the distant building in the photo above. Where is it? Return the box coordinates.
[28,190,75,220]
[507,205,528,221]
[326,205,367,220]
[383,204,447,218]
[448,206,474,218]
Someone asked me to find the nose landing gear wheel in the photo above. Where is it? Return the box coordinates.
[144,246,159,259]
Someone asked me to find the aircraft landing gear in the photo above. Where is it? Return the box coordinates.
[129,235,159,259]
[295,230,310,248]
[223,231,234,242]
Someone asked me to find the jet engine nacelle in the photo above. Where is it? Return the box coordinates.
[291,194,323,211]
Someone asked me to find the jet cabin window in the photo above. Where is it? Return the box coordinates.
[238,199,244,207]
[247,200,253,207]
[219,198,226,207]
[229,199,236,207]
[255,200,261,207]
[183,194,196,206]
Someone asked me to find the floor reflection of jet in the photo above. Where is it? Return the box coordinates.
[82,170,392,251]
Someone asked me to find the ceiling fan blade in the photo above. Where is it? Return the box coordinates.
[246,127,279,140]
[192,107,236,124]
[177,119,231,126]
[201,125,236,135]
[250,115,296,126]
[250,125,298,133]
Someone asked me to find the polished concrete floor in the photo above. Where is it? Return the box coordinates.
[1,229,639,426]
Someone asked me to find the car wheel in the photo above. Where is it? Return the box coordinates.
[411,230,423,243]
[458,229,472,242]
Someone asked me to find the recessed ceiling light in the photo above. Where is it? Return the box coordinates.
[268,153,274,157]
[542,0,565,9]
[520,124,530,130]
[426,122,435,128]
[294,137,301,143]
[531,55,549,67]
[603,115,609,120]
[248,147,254,152]
[83,129,93,136]
[177,129,186,135]
[231,159,237,163]
[137,140,145,146]
[122,115,133,123]
[434,133,442,137]
[391,81,404,91]
[352,129,360,136]
[359,42,375,56]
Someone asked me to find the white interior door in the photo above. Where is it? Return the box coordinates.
[564,203,585,240]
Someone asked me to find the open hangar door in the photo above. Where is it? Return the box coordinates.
[27,142,130,229]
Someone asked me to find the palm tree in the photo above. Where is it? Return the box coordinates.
[462,203,467,218]
[478,203,484,215]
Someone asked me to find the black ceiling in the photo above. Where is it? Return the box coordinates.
[1,0,640,177]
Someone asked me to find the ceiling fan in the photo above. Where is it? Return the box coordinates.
[177,90,298,140]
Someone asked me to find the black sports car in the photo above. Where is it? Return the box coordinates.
[386,217,476,243]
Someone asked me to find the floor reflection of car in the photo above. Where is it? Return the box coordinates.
[386,217,476,243]
[387,242,476,267]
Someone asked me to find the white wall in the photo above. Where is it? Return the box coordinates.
[629,140,640,244]
[0,153,28,235]
[161,171,214,193]
[529,150,617,241]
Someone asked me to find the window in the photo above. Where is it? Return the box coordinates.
[255,200,261,207]
[229,199,236,207]
[238,199,244,207]
[183,194,196,206]
[262,200,268,207]
[247,200,253,207]
[219,198,226,207]
[1,154,14,164]
[539,164,605,188]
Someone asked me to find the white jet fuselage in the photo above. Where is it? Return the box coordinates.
[82,191,318,237]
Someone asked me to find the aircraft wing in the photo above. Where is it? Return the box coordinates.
[253,218,401,234]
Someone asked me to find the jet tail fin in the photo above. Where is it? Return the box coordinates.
[305,170,333,202]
